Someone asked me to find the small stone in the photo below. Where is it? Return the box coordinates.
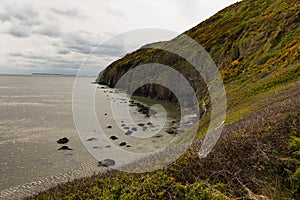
[125,130,133,135]
[131,127,137,131]
[57,137,69,144]
[98,159,115,167]
[58,146,73,150]
[107,125,112,129]
[110,136,118,140]
[119,142,127,146]
[138,123,145,127]
[166,130,176,135]
[86,138,97,141]
[126,145,132,147]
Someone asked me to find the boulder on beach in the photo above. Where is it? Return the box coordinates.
[58,146,73,150]
[98,159,115,167]
[57,137,69,144]
[86,138,97,141]
[119,142,127,146]
[125,130,133,135]
[110,136,118,140]
[166,130,177,135]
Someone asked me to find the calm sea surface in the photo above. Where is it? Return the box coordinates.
[0,75,178,199]
[0,75,102,199]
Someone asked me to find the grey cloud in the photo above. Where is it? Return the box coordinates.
[61,32,126,57]
[8,27,31,37]
[36,25,62,37]
[105,7,126,18]
[50,8,80,17]
[57,50,70,55]
[0,5,40,25]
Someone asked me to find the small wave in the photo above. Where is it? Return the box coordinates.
[0,162,106,200]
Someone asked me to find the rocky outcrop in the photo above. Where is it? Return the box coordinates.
[97,0,299,102]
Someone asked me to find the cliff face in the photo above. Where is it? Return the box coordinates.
[97,0,299,102]
[30,0,300,199]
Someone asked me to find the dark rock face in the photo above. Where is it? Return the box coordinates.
[58,146,73,150]
[57,137,69,144]
[98,159,115,167]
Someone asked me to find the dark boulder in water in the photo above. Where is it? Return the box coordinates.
[57,137,69,144]
[58,146,73,150]
[98,159,115,167]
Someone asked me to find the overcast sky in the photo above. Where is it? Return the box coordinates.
[0,0,238,75]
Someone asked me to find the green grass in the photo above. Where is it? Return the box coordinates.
[29,0,300,199]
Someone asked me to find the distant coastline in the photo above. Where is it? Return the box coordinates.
[32,73,76,76]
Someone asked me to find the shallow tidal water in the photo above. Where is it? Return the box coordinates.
[0,75,180,199]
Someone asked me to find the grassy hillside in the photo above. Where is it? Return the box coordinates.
[29,0,299,199]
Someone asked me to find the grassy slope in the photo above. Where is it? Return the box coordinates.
[29,0,299,199]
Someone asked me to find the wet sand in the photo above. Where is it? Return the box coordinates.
[0,75,181,199]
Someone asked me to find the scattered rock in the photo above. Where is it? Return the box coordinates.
[86,138,97,141]
[107,125,112,129]
[98,159,115,167]
[105,145,111,148]
[138,123,145,127]
[154,134,163,138]
[126,145,131,147]
[131,127,137,131]
[166,130,177,135]
[104,113,107,116]
[147,122,153,126]
[119,142,127,146]
[57,137,69,144]
[58,146,73,150]
[121,124,126,127]
[125,130,133,135]
[124,127,130,130]
[110,136,118,140]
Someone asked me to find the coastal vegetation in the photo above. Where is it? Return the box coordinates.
[28,0,299,199]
